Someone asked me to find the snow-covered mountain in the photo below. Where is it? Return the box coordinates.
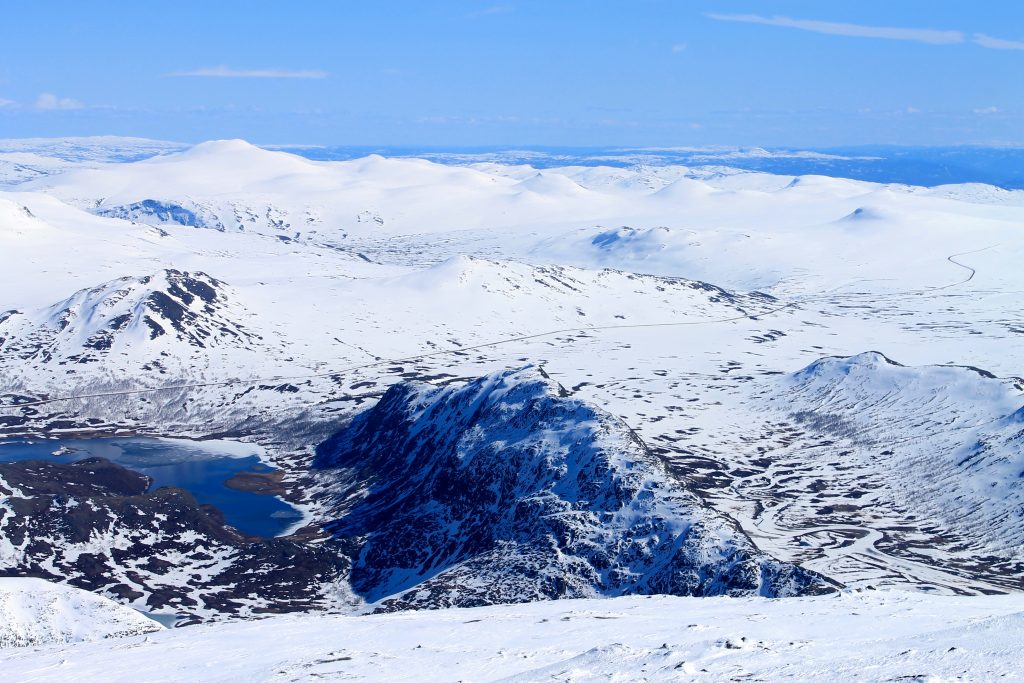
[314,367,830,609]
[0,367,830,622]
[21,139,1021,295]
[1,269,262,363]
[637,350,1024,594]
[0,268,288,409]
[25,140,600,238]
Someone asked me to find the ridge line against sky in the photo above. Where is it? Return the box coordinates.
[0,2,1020,147]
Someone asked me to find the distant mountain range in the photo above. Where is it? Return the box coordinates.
[3,136,1023,188]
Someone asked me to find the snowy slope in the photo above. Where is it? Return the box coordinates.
[0,577,160,647]
[627,351,1024,595]
[769,353,1024,584]
[2,590,1023,681]
[0,249,782,442]
[25,141,609,238]
[22,140,1022,295]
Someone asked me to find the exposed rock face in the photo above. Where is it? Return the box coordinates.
[314,367,832,610]
[0,458,350,623]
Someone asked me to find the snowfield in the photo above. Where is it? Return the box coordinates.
[2,137,1023,678]
[3,590,1024,681]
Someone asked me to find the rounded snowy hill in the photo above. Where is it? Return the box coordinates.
[17,139,1024,297]
[0,578,160,647]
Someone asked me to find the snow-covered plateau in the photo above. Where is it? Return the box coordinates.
[1,137,1023,680]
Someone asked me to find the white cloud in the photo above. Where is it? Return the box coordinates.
[973,106,1001,114]
[973,33,1024,50]
[168,66,328,79]
[35,93,84,110]
[0,98,16,109]
[706,13,964,45]
[671,43,687,53]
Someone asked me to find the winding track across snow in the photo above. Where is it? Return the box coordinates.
[929,244,996,290]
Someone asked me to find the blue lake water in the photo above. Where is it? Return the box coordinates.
[0,437,304,538]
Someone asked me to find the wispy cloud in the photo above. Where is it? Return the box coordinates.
[973,106,1002,114]
[35,93,84,110]
[973,33,1024,50]
[466,5,513,18]
[671,43,687,53]
[0,98,16,109]
[168,66,329,79]
[706,13,964,45]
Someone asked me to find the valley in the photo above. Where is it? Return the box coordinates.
[0,138,1021,678]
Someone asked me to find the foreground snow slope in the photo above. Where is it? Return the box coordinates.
[0,578,160,647]
[2,590,1023,681]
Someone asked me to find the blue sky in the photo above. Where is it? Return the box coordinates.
[0,1,1021,147]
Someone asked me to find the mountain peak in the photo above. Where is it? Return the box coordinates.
[181,139,264,157]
